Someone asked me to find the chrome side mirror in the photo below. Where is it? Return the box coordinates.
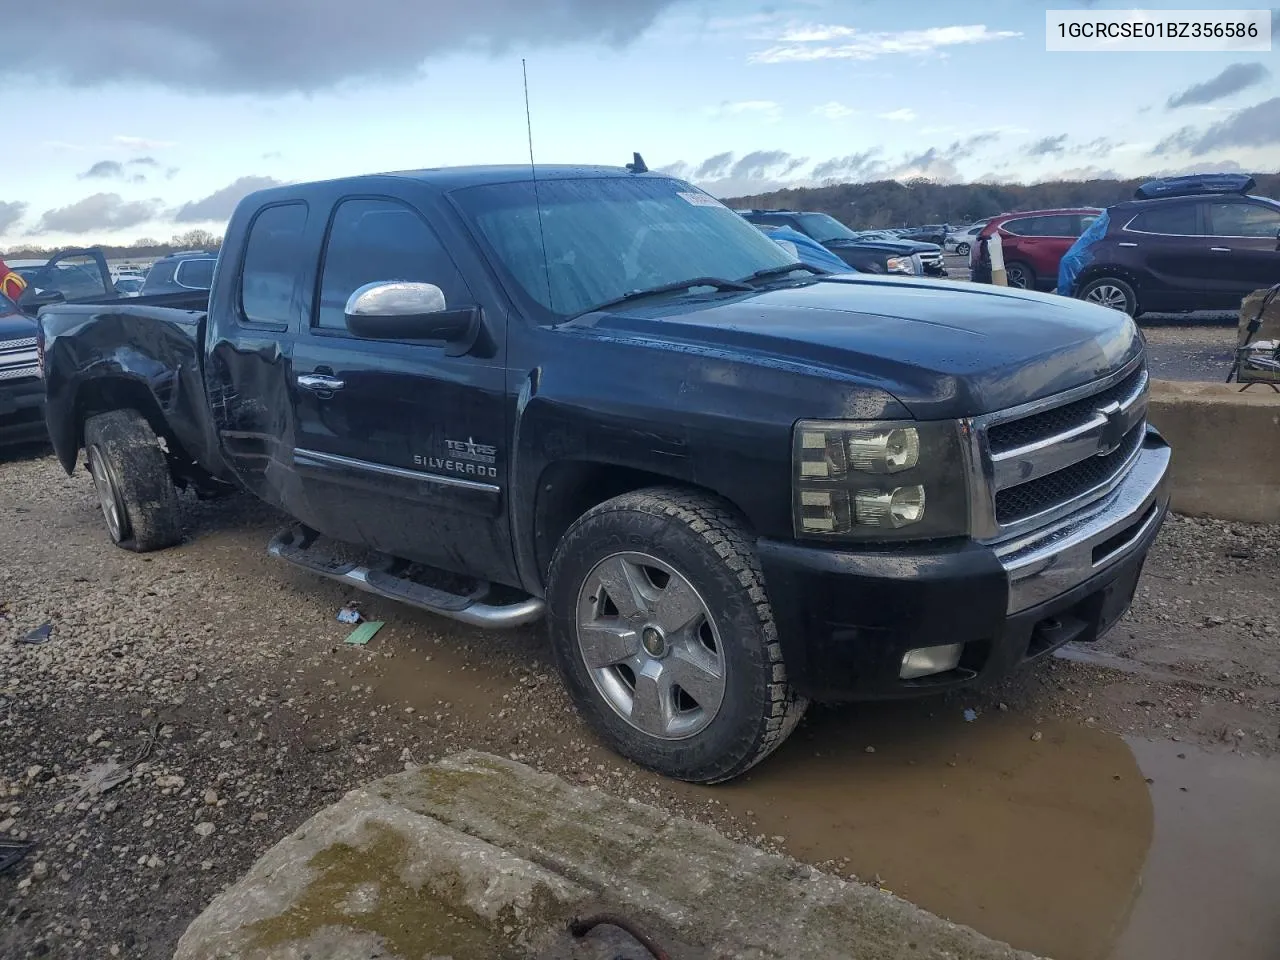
[344,281,471,342]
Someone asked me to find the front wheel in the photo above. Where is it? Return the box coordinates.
[956,241,971,257]
[1078,276,1139,316]
[546,487,808,784]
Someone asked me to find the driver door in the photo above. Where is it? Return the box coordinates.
[288,195,515,585]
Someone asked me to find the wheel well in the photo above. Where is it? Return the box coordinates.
[1076,265,1144,295]
[73,379,195,485]
[532,462,741,580]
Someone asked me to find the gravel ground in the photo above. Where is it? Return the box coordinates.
[1,448,1277,959]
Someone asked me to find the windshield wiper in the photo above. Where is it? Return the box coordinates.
[571,276,755,318]
[741,263,824,285]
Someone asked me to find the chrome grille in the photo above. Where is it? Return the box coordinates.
[973,358,1149,537]
[0,336,40,381]
[995,423,1144,525]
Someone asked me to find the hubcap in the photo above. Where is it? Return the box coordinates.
[576,551,726,741]
[87,445,127,542]
[1008,267,1030,289]
[1086,284,1129,312]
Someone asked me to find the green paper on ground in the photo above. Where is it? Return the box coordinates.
[344,621,384,646]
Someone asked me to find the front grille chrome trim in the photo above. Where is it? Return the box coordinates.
[966,354,1150,543]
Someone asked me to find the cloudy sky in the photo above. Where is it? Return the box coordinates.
[2,0,1277,247]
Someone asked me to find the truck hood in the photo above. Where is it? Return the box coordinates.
[580,275,1142,419]
[0,306,36,342]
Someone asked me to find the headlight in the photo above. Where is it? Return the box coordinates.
[792,419,970,541]
[886,256,913,274]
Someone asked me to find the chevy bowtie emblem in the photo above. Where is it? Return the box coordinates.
[1097,402,1126,455]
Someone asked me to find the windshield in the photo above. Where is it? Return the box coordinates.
[451,176,800,321]
[793,213,858,243]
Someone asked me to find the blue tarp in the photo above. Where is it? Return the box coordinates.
[1056,209,1110,297]
[764,225,857,274]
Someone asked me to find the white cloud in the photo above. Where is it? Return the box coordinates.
[752,24,1021,64]
[113,135,177,151]
[879,108,917,122]
[812,101,856,120]
[708,99,782,122]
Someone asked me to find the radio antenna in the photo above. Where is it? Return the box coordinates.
[522,59,554,311]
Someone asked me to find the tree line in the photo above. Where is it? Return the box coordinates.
[727,172,1280,229]
[1,229,222,261]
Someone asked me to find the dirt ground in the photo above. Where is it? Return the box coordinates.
[1,447,1277,960]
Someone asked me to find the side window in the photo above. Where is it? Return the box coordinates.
[240,203,309,324]
[175,258,216,290]
[315,198,470,333]
[1077,214,1099,233]
[1127,204,1200,236]
[1208,202,1280,238]
[1028,214,1078,237]
[1000,218,1031,236]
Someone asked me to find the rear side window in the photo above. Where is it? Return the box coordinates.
[174,258,216,290]
[1207,202,1280,238]
[1127,204,1200,236]
[1029,214,1080,237]
[314,198,470,333]
[240,203,309,324]
[999,217,1033,236]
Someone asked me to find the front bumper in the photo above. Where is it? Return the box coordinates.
[758,430,1170,701]
[0,375,48,445]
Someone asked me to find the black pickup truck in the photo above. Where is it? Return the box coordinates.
[38,164,1171,783]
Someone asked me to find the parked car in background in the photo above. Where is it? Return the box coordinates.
[1059,174,1280,317]
[738,210,945,276]
[0,291,45,445]
[38,162,1169,783]
[140,250,217,295]
[899,224,949,246]
[10,249,120,314]
[945,223,986,257]
[114,276,145,297]
[971,208,1102,291]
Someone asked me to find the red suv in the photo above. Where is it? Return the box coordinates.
[971,208,1102,292]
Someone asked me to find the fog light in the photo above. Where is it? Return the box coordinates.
[899,643,963,680]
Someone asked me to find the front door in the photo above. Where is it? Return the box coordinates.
[1205,200,1280,302]
[288,196,515,584]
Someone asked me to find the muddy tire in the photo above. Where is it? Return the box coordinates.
[546,486,808,784]
[84,409,182,552]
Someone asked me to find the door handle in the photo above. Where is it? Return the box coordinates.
[297,374,346,392]
[1210,246,1232,253]
[1118,242,1138,248]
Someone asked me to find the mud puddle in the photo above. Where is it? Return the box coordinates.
[1109,740,1280,960]
[328,624,1276,960]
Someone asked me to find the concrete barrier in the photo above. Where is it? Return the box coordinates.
[1148,380,1280,523]
[175,752,1040,960]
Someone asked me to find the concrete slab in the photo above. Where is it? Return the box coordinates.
[175,751,1043,960]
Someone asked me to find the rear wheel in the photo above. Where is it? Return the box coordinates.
[84,409,182,552]
[1078,276,1138,317]
[1005,261,1036,290]
[546,487,808,784]
[956,241,971,257]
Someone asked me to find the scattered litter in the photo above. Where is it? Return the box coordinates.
[65,760,130,806]
[962,708,978,722]
[1030,731,1043,742]
[864,746,876,754]
[336,603,363,624]
[19,623,53,645]
[344,621,384,646]
[0,840,32,874]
